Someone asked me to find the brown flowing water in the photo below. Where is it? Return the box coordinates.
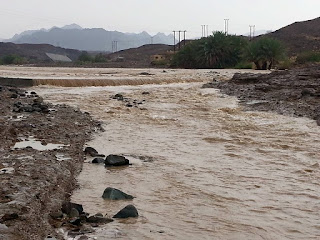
[31,69,320,240]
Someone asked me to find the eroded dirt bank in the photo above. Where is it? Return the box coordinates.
[203,64,320,124]
[0,85,101,240]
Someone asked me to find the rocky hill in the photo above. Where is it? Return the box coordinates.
[0,42,82,62]
[5,24,174,52]
[265,17,320,55]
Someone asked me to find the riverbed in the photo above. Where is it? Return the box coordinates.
[31,68,320,240]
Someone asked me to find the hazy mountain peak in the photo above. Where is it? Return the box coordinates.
[61,24,83,30]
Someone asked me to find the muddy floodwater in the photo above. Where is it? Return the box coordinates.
[31,68,320,240]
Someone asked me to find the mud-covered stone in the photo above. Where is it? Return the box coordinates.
[102,187,134,200]
[113,205,138,219]
[105,155,130,166]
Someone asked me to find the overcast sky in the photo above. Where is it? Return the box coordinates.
[0,0,319,39]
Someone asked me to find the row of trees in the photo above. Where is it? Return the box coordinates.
[0,55,26,65]
[171,32,286,70]
[78,52,108,63]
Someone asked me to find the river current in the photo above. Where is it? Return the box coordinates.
[33,69,320,240]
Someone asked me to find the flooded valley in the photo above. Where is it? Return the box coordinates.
[29,68,320,240]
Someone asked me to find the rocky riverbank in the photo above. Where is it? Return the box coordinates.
[203,64,320,125]
[0,85,102,240]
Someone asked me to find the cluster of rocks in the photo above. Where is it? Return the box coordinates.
[55,147,139,238]
[203,65,320,125]
[84,147,131,167]
[111,92,149,108]
[49,201,113,238]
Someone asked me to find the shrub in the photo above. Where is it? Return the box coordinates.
[296,51,320,64]
[277,58,294,70]
[94,53,107,63]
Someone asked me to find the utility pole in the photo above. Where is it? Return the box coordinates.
[112,41,118,53]
[224,19,229,35]
[249,25,255,40]
[173,31,176,52]
[178,30,181,50]
[201,25,209,37]
[183,30,186,46]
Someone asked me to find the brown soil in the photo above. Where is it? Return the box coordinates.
[0,86,102,239]
[203,64,320,123]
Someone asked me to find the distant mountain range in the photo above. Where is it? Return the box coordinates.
[3,24,175,52]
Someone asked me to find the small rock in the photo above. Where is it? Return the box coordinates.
[126,103,133,108]
[102,187,134,200]
[62,202,83,215]
[50,210,63,219]
[140,72,153,76]
[112,93,124,101]
[69,218,81,226]
[0,167,15,175]
[10,94,18,99]
[113,205,138,219]
[142,91,150,95]
[84,147,99,157]
[45,236,57,240]
[87,215,113,224]
[92,158,105,164]
[105,155,130,167]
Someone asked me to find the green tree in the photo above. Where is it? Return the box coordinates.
[245,37,286,70]
[78,52,93,62]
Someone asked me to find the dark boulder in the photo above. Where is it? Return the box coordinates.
[113,205,138,219]
[62,202,84,215]
[102,187,134,200]
[105,155,130,167]
[92,158,105,164]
